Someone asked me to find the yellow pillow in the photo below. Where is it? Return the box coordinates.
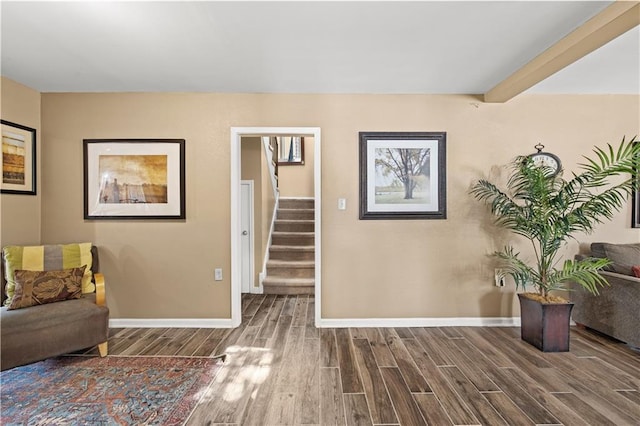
[3,243,94,306]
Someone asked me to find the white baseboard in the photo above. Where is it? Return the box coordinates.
[318,317,521,328]
[110,316,520,329]
[109,318,235,328]
[252,272,265,294]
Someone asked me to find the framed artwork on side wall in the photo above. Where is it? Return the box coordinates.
[359,131,446,220]
[633,190,639,228]
[633,142,639,228]
[1,120,36,195]
[83,139,185,220]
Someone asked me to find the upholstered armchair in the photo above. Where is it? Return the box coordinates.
[1,243,109,370]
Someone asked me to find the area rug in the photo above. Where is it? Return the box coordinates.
[0,355,224,425]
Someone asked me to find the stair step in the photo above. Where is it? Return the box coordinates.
[263,277,315,285]
[267,260,315,267]
[272,231,314,246]
[270,245,314,251]
[274,220,314,232]
[267,260,314,278]
[262,277,314,295]
[279,198,314,209]
[264,198,316,294]
[269,245,315,261]
[278,209,314,220]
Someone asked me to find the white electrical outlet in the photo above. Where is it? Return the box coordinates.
[214,268,223,281]
[494,269,505,287]
[338,198,346,210]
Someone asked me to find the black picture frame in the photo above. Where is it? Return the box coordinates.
[633,142,639,228]
[1,120,37,195]
[633,190,639,228]
[359,131,446,220]
[83,139,185,220]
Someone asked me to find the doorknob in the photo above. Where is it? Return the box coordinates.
[242,230,248,235]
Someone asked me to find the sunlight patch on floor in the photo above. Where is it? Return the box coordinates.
[196,345,274,403]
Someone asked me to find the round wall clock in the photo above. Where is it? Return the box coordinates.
[528,143,561,176]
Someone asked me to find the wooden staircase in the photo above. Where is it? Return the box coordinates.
[263,198,315,294]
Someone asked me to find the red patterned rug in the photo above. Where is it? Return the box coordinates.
[0,355,224,425]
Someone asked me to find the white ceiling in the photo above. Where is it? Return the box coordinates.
[1,1,638,95]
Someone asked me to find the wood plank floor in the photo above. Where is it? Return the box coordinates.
[100,294,640,425]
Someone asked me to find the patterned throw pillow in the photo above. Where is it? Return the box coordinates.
[7,266,86,310]
[2,243,94,306]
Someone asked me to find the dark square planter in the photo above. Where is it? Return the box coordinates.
[518,293,574,352]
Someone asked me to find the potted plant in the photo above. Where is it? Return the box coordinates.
[471,137,639,352]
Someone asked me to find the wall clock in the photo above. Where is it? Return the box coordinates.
[528,143,561,176]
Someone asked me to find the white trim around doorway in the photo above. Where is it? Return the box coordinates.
[230,127,321,328]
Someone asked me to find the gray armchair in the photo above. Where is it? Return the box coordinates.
[1,245,109,370]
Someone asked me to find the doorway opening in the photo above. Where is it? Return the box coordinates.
[231,127,321,327]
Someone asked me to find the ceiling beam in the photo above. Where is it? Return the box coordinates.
[484,1,640,103]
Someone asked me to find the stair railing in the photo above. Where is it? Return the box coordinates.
[259,136,281,289]
[263,136,278,194]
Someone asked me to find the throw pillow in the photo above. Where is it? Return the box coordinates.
[632,265,640,278]
[589,242,616,271]
[8,266,86,310]
[589,242,608,260]
[2,243,94,306]
[600,243,640,276]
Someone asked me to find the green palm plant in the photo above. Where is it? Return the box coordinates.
[471,137,639,301]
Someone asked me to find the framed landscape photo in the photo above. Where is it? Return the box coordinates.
[359,132,446,220]
[83,139,185,220]
[1,120,36,195]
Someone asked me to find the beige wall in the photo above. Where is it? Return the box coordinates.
[241,136,264,288]
[0,77,41,247]
[40,93,639,320]
[278,137,314,197]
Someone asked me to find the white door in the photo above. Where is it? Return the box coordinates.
[241,181,254,293]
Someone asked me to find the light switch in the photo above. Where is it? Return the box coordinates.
[338,198,346,210]
[214,268,223,281]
